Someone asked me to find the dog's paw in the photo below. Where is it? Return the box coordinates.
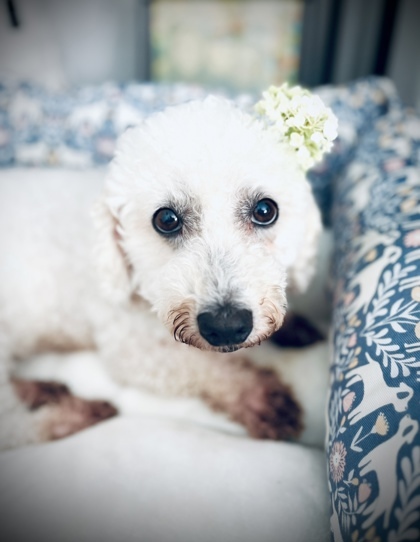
[13,378,118,441]
[12,378,70,410]
[43,395,118,440]
[232,369,303,440]
[270,312,324,348]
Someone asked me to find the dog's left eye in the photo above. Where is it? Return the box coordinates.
[153,208,182,234]
[252,199,278,226]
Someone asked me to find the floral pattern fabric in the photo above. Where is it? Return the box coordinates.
[308,77,400,225]
[0,80,253,169]
[1,76,419,541]
[328,96,420,541]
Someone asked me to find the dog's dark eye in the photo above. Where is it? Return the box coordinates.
[252,199,278,226]
[153,208,182,234]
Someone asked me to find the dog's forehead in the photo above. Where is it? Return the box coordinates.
[108,96,305,219]
[139,100,295,190]
[146,100,262,162]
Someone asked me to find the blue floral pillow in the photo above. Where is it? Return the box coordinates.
[308,77,400,224]
[0,81,253,167]
[328,104,420,541]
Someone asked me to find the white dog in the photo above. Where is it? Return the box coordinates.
[0,97,327,450]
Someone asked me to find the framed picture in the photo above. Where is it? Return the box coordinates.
[151,0,303,92]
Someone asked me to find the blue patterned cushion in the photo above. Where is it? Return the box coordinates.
[0,81,252,168]
[308,77,400,225]
[328,103,420,541]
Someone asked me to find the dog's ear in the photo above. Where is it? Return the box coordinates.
[287,194,322,294]
[92,198,133,303]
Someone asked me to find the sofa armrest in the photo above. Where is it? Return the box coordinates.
[328,104,420,541]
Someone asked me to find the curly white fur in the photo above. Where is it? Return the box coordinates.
[0,97,324,449]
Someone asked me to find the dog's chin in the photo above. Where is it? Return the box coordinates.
[215,345,241,354]
[176,334,272,353]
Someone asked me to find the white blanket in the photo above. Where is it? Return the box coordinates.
[0,416,329,542]
[2,343,330,541]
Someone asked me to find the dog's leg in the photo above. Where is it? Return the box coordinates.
[0,379,117,451]
[269,312,324,348]
[0,347,117,450]
[0,366,40,450]
[101,338,304,441]
[0,335,39,449]
[191,354,304,441]
[12,378,117,442]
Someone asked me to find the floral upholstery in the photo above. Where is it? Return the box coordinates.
[0,80,253,168]
[328,90,420,542]
[308,77,400,225]
[1,77,419,541]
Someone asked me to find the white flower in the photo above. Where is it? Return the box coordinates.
[289,132,304,148]
[323,114,338,141]
[274,120,287,136]
[254,83,338,171]
[287,111,306,128]
[293,112,306,127]
[286,117,297,128]
[290,95,303,111]
[310,132,324,144]
[305,95,325,117]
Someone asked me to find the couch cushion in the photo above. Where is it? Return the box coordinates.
[328,104,420,541]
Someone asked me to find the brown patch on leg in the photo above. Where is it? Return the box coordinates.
[270,312,324,348]
[42,395,118,441]
[233,369,303,440]
[12,378,118,441]
[204,364,303,441]
[12,378,70,410]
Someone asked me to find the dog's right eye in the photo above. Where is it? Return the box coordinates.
[251,198,278,227]
[152,208,182,235]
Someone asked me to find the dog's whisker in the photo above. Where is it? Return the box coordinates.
[179,325,189,342]
[173,311,189,325]
[174,324,187,341]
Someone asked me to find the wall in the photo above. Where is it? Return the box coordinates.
[299,0,420,108]
[0,0,149,87]
[388,0,420,109]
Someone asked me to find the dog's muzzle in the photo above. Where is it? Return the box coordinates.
[197,304,253,347]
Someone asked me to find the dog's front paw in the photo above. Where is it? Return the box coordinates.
[13,378,118,441]
[12,378,70,410]
[44,395,118,440]
[232,369,303,440]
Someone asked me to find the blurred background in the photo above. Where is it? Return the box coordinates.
[0,0,419,107]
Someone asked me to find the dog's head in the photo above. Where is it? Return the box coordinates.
[94,97,321,352]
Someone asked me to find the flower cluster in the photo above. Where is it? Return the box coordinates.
[330,440,347,483]
[255,83,338,170]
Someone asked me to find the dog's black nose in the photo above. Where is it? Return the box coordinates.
[197,305,253,347]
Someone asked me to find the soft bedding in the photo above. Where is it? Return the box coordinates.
[0,418,329,542]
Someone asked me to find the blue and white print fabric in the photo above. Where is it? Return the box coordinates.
[0,80,252,168]
[308,77,400,225]
[328,95,420,541]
